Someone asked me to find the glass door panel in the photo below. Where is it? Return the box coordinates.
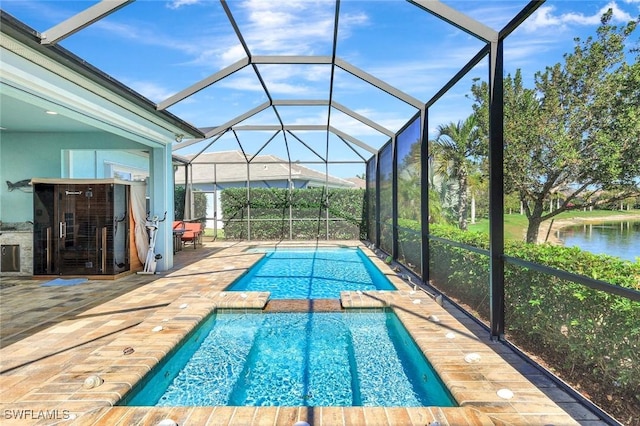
[57,184,92,274]
[33,183,56,274]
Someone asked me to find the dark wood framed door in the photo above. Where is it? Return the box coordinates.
[57,184,114,275]
[33,181,129,276]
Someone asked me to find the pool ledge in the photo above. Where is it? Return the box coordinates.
[0,241,580,425]
[341,289,579,424]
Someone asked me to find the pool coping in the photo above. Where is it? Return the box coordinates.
[0,241,580,425]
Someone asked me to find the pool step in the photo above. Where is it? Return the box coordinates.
[263,299,343,312]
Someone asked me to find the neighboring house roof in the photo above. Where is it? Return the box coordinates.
[345,177,366,189]
[177,151,356,188]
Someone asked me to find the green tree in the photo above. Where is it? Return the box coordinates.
[468,167,489,222]
[433,115,483,230]
[397,138,422,221]
[472,11,640,243]
[404,136,449,224]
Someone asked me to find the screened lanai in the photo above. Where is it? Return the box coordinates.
[160,0,514,254]
[1,1,639,424]
[1,0,521,252]
[162,0,509,244]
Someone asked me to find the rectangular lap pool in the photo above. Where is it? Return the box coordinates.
[121,310,455,407]
[226,247,396,299]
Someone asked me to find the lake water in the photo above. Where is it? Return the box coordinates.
[556,220,640,262]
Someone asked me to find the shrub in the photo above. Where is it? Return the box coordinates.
[427,223,640,404]
[220,187,366,240]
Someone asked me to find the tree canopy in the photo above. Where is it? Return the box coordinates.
[472,10,640,243]
[433,115,483,230]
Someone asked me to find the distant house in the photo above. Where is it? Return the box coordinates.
[344,177,366,189]
[174,151,359,229]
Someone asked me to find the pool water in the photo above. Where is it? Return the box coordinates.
[227,247,396,299]
[122,311,455,407]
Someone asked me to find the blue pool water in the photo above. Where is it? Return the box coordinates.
[122,311,455,407]
[227,247,396,299]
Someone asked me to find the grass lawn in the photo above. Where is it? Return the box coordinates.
[467,209,640,241]
[204,228,224,239]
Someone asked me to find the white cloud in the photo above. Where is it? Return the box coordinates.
[363,45,487,101]
[90,0,369,93]
[521,6,563,31]
[122,80,176,103]
[263,64,329,93]
[92,18,241,74]
[503,37,561,69]
[210,63,330,97]
[254,105,405,139]
[215,0,368,60]
[238,1,336,54]
[216,75,263,93]
[564,1,633,24]
[458,3,526,31]
[213,43,247,65]
[93,20,145,40]
[331,108,408,137]
[522,2,635,32]
[338,11,370,39]
[167,0,201,10]
[94,20,213,60]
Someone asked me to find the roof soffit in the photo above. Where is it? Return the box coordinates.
[1,38,178,145]
[0,19,203,141]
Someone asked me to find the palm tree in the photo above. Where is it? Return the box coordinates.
[433,115,482,230]
[427,154,454,224]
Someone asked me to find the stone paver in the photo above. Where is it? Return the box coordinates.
[0,241,604,425]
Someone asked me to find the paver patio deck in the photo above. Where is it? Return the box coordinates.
[0,241,609,425]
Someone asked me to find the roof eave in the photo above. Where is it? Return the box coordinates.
[0,10,205,140]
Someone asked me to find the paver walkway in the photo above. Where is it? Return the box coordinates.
[0,241,611,425]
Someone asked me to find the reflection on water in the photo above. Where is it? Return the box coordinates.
[557,221,640,262]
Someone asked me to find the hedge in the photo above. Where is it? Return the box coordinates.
[220,187,366,240]
[425,223,640,405]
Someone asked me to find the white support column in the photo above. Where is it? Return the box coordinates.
[149,145,174,271]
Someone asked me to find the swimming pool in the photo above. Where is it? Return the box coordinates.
[121,310,455,407]
[226,247,396,299]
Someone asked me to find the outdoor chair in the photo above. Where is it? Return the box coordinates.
[172,221,186,253]
[180,221,203,249]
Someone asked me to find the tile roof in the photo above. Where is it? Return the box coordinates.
[178,151,356,188]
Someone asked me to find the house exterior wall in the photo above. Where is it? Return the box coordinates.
[2,135,64,223]
[1,135,151,276]
[64,150,148,180]
[1,27,201,273]
[1,133,146,222]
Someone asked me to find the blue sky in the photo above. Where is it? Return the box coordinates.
[2,0,639,177]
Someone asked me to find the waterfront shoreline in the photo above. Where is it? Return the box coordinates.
[537,213,640,245]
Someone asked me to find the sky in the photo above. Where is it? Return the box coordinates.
[2,0,639,177]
